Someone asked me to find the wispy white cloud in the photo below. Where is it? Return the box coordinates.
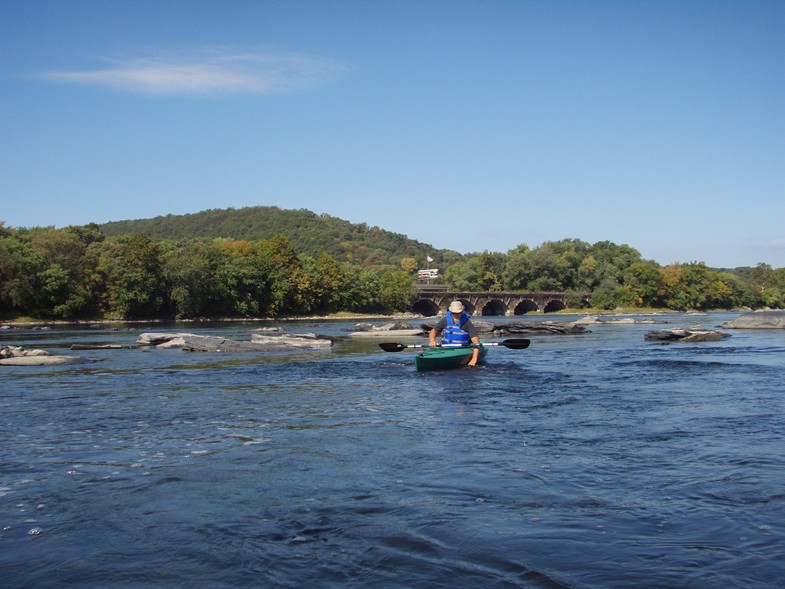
[39,47,351,96]
[770,238,785,249]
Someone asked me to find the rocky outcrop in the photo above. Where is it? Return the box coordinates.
[0,345,93,366]
[135,332,333,352]
[488,321,591,336]
[348,321,424,337]
[249,333,333,349]
[574,316,602,325]
[136,332,198,346]
[722,311,785,329]
[644,328,730,342]
[351,321,418,332]
[574,315,663,325]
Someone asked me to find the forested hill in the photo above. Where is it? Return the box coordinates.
[100,206,458,266]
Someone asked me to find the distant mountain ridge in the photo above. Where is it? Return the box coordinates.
[100,206,457,267]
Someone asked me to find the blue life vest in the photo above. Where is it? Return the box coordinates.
[442,311,471,345]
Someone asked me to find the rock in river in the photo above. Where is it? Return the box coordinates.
[722,311,785,329]
[0,345,93,366]
[135,332,333,352]
[644,328,730,342]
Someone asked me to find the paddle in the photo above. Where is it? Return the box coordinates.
[378,339,531,353]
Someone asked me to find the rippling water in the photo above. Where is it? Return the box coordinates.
[2,313,783,588]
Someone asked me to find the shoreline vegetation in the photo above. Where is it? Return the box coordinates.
[0,307,743,329]
[2,209,784,322]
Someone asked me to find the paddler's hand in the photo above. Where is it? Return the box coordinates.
[467,337,481,366]
[429,341,438,347]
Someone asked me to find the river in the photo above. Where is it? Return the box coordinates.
[1,312,783,588]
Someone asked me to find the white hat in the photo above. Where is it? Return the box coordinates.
[448,300,464,313]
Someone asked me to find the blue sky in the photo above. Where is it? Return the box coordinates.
[2,0,783,268]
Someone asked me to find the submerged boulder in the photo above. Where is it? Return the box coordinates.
[135,332,332,352]
[723,311,785,330]
[489,321,591,336]
[136,332,198,346]
[249,332,333,349]
[0,345,93,366]
[644,328,730,342]
[351,321,417,332]
[348,321,424,337]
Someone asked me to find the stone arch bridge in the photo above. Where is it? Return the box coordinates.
[413,288,590,317]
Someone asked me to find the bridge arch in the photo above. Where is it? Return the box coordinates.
[543,299,567,313]
[480,299,507,316]
[412,299,440,317]
[513,299,539,315]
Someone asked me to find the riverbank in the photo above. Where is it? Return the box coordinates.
[0,312,421,328]
[1,307,750,329]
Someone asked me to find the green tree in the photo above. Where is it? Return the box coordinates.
[747,263,776,306]
[502,245,533,290]
[577,255,602,290]
[711,271,753,309]
[760,287,785,308]
[525,241,583,291]
[764,268,785,309]
[476,251,505,291]
[162,240,225,318]
[0,234,45,315]
[379,270,417,312]
[218,252,268,316]
[659,262,720,310]
[339,264,381,312]
[623,261,663,307]
[27,226,102,318]
[400,257,418,274]
[301,252,343,314]
[100,235,166,318]
[588,241,642,284]
[64,222,105,247]
[254,235,310,315]
[590,278,621,310]
[445,259,481,291]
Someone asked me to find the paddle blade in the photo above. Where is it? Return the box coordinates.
[501,338,531,349]
[379,342,406,352]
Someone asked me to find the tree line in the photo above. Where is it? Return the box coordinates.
[432,239,785,310]
[1,222,783,320]
[0,222,420,319]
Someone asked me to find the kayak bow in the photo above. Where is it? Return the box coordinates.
[413,344,488,372]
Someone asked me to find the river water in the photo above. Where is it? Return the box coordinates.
[1,312,783,588]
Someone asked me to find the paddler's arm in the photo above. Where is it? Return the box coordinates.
[429,318,446,347]
[468,336,481,366]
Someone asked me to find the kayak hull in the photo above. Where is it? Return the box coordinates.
[414,345,488,372]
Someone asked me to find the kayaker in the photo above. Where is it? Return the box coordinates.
[428,300,482,366]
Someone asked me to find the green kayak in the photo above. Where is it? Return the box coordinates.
[414,345,488,372]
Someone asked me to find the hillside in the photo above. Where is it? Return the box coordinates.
[100,206,459,267]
